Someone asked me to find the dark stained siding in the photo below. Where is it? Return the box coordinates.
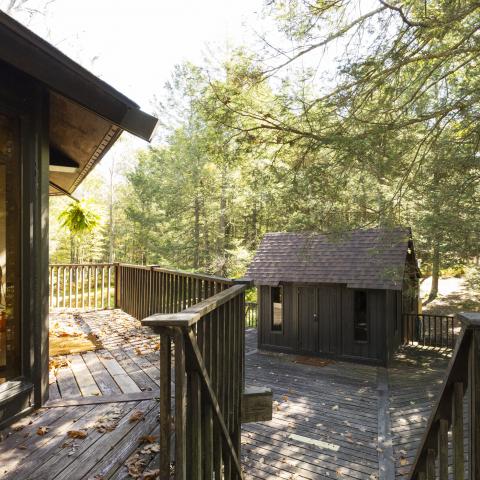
[317,285,342,355]
[298,286,317,353]
[342,289,386,362]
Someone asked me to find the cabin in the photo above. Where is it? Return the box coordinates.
[0,11,157,428]
[247,227,421,365]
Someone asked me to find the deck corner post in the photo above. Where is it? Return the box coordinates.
[469,328,480,480]
[159,328,172,480]
[174,327,187,480]
[114,262,120,309]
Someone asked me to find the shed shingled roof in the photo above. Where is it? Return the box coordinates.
[246,227,416,290]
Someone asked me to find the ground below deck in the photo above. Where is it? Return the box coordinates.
[0,311,451,479]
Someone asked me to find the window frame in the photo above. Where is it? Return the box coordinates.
[270,285,283,333]
[353,290,368,343]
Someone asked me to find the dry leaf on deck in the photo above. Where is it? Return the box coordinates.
[140,435,158,444]
[142,469,160,480]
[67,430,88,439]
[129,410,145,422]
[36,426,49,436]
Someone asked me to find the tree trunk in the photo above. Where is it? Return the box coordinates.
[429,242,440,301]
[108,159,115,263]
[193,195,200,269]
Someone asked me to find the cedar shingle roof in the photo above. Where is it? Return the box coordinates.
[246,227,416,290]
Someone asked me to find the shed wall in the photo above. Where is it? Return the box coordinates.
[258,283,391,364]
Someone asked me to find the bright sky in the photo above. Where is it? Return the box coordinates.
[5,0,264,112]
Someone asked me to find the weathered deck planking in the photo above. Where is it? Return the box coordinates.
[0,313,454,479]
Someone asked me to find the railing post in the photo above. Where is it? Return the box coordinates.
[159,328,172,480]
[469,327,480,480]
[114,263,120,309]
[174,328,187,480]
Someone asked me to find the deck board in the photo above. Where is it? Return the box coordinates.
[0,312,453,479]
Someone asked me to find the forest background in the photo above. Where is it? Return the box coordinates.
[9,0,478,301]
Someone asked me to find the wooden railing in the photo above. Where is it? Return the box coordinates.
[142,283,248,480]
[408,312,480,480]
[245,301,257,328]
[49,263,116,309]
[116,264,234,320]
[403,313,457,349]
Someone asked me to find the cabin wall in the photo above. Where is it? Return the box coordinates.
[0,62,49,428]
[258,283,390,365]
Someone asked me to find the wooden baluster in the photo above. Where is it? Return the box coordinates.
[188,322,203,480]
[470,329,480,480]
[203,313,214,479]
[62,267,66,308]
[438,418,448,480]
[94,266,98,309]
[87,265,91,309]
[68,266,72,308]
[426,448,435,480]
[101,266,105,309]
[107,264,112,309]
[212,309,222,478]
[224,300,232,479]
[174,328,187,480]
[81,266,85,309]
[56,266,60,308]
[452,382,464,480]
[159,329,171,480]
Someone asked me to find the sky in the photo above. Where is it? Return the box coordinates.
[4,0,264,113]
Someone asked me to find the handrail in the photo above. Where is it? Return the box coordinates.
[142,283,248,479]
[117,263,235,320]
[142,284,246,327]
[408,312,480,479]
[402,313,456,349]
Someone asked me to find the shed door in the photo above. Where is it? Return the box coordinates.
[298,287,317,353]
[317,286,341,355]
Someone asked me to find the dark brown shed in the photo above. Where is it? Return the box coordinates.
[247,227,420,365]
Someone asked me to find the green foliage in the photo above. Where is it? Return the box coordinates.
[49,2,480,287]
[59,201,100,235]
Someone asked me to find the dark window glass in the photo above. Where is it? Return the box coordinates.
[354,291,367,342]
[0,113,21,385]
[271,286,282,331]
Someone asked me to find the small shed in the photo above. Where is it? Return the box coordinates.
[246,227,420,365]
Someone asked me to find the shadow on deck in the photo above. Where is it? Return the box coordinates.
[0,311,451,479]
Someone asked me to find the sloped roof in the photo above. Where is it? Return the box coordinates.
[246,227,418,290]
[0,11,158,195]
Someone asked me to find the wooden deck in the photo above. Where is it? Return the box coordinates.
[0,311,451,479]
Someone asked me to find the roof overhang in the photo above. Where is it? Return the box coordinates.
[0,11,158,195]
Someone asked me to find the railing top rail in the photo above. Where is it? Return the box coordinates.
[118,263,234,284]
[49,263,116,267]
[408,311,480,478]
[142,283,247,328]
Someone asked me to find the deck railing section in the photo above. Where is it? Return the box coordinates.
[245,301,257,328]
[408,312,480,480]
[142,283,247,480]
[49,263,116,309]
[403,313,457,349]
[116,264,234,320]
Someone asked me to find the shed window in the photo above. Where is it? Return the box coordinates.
[271,286,283,331]
[354,291,368,342]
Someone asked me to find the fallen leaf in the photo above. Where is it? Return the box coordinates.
[129,410,144,422]
[67,430,88,439]
[142,469,160,480]
[36,427,49,436]
[140,435,158,444]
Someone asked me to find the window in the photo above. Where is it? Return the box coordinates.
[271,286,283,332]
[0,113,21,384]
[354,291,368,342]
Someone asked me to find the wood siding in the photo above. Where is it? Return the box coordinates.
[258,283,391,365]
